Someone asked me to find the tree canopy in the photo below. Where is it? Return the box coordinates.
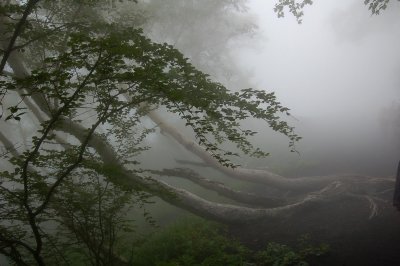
[0,0,301,264]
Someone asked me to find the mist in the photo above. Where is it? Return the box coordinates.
[1,1,400,265]
[225,0,400,176]
[242,0,400,117]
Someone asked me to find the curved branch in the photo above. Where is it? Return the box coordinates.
[150,168,285,208]
[55,116,375,223]
[147,110,393,192]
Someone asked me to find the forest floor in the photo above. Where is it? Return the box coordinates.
[228,197,400,266]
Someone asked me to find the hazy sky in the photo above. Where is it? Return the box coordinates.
[237,0,400,118]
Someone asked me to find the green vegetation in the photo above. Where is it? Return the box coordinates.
[255,236,329,266]
[0,1,299,264]
[130,218,248,266]
[129,218,329,266]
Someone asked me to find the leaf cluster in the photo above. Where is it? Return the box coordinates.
[11,21,300,166]
[274,0,313,24]
[255,235,329,266]
[364,0,400,14]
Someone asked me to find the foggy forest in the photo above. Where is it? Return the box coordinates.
[0,0,400,265]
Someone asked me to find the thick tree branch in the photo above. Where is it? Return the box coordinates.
[150,168,285,208]
[53,113,377,223]
[0,0,41,74]
[148,110,393,193]
[0,131,19,157]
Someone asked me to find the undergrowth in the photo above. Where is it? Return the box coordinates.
[128,217,328,266]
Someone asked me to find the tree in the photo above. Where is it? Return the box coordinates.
[0,0,395,265]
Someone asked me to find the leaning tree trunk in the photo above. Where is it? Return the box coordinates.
[147,110,394,193]
[1,16,394,224]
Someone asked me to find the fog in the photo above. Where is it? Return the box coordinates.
[241,0,400,118]
[218,0,400,176]
[1,1,400,265]
[135,0,400,182]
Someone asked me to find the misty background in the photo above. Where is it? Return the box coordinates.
[131,0,400,181]
[135,0,400,180]
[128,1,400,226]
[229,0,400,176]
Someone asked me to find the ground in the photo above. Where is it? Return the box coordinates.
[229,196,400,265]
